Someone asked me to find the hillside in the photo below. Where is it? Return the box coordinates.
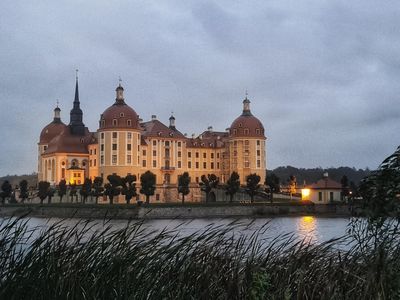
[268,166,370,186]
[0,173,38,188]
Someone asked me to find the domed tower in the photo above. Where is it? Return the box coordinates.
[38,104,67,181]
[228,95,266,184]
[98,82,141,179]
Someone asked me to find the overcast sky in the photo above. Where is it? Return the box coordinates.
[1,0,400,176]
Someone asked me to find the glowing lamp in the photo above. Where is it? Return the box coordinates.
[301,188,310,200]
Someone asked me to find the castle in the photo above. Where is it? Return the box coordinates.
[38,75,267,202]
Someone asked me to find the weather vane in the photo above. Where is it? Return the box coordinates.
[118,76,122,86]
[56,99,59,107]
[75,69,79,79]
[245,89,248,98]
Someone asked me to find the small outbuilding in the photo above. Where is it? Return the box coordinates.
[301,173,342,204]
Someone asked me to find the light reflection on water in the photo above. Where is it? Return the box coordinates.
[4,216,351,245]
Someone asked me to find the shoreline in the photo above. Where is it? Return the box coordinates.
[0,203,359,220]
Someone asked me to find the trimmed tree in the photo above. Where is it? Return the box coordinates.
[0,180,12,204]
[58,179,67,203]
[265,173,280,203]
[246,173,261,203]
[225,172,240,203]
[178,172,191,204]
[19,180,29,203]
[200,174,219,202]
[47,187,55,204]
[121,174,137,204]
[104,174,122,205]
[69,184,77,202]
[38,181,50,205]
[140,171,156,204]
[80,178,92,204]
[92,177,104,204]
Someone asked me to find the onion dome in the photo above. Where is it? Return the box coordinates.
[99,83,140,130]
[39,106,68,144]
[229,96,265,138]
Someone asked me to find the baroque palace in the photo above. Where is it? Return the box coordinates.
[38,76,266,201]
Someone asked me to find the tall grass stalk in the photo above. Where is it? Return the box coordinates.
[0,217,399,299]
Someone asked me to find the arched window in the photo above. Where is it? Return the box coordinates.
[127,119,132,126]
[113,119,117,126]
[120,112,125,117]
[101,120,105,127]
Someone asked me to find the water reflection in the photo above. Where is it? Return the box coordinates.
[296,216,317,243]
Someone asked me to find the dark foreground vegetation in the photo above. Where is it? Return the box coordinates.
[0,216,399,300]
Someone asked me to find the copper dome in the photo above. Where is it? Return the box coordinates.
[39,121,68,144]
[99,84,140,130]
[229,98,265,138]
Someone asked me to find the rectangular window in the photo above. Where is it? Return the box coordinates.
[217,162,219,169]
[178,161,182,168]
[112,144,117,151]
[142,160,146,167]
[245,161,250,168]
[101,144,104,151]
[188,152,192,158]
[153,140,157,146]
[90,149,92,155]
[196,177,199,183]
[94,159,96,167]
[156,194,160,201]
[112,132,117,139]
[101,133,104,139]
[188,161,192,168]
[203,153,206,159]
[127,155,132,164]
[127,132,132,139]
[330,192,334,202]
[178,151,181,158]
[196,152,199,158]
[142,149,146,156]
[211,153,214,159]
[195,162,199,169]
[89,160,92,167]
[257,150,261,156]
[217,153,220,158]
[153,150,157,156]
[211,162,214,169]
[100,155,104,165]
[257,160,261,168]
[112,155,117,165]
[203,162,207,169]
[153,160,156,167]
[257,140,260,146]
[318,192,323,201]
[178,142,181,147]
[94,149,96,155]
[165,141,170,147]
[127,144,132,151]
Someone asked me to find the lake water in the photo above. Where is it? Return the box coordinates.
[13,216,351,244]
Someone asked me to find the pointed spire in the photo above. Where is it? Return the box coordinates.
[74,69,79,104]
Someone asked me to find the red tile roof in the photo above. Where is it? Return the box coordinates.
[307,178,342,189]
[141,120,186,139]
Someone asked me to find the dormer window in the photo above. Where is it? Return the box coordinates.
[256,128,260,135]
[239,123,242,128]
[244,129,249,135]
[158,132,162,136]
[233,129,237,135]
[127,119,132,126]
[120,112,125,117]
[113,119,117,126]
[169,132,174,137]
[80,138,84,143]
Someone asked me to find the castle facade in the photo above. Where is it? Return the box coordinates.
[38,76,266,202]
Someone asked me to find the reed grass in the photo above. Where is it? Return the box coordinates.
[0,217,399,299]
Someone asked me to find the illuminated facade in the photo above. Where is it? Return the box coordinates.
[38,76,267,201]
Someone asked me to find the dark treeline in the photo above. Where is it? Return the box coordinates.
[269,166,371,186]
[0,173,37,188]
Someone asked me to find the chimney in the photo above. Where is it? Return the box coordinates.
[151,115,157,121]
[323,172,329,178]
[207,126,213,132]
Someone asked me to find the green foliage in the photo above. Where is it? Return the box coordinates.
[19,180,29,203]
[225,172,240,202]
[200,174,219,202]
[38,181,50,204]
[58,179,67,203]
[246,174,261,202]
[121,175,137,204]
[265,173,280,203]
[104,175,123,205]
[359,145,400,224]
[92,177,104,204]
[80,178,92,204]
[140,171,156,204]
[178,172,191,203]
